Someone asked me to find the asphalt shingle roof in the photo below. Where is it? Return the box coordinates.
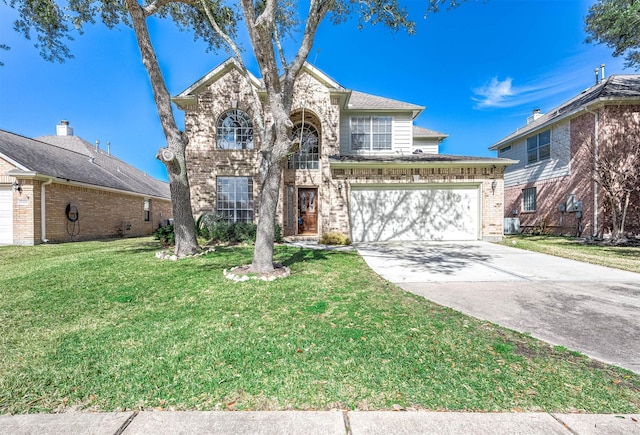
[491,75,640,149]
[347,90,424,111]
[0,129,170,199]
[413,125,447,138]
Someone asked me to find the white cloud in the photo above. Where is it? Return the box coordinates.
[472,77,515,109]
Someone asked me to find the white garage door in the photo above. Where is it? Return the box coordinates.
[0,187,13,245]
[350,185,479,242]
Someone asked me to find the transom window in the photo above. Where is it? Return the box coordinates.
[288,123,319,169]
[350,116,392,151]
[216,177,254,223]
[526,129,550,164]
[523,187,537,212]
[216,109,254,150]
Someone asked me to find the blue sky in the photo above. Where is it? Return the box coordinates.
[0,0,635,182]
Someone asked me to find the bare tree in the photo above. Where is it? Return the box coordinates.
[594,109,640,239]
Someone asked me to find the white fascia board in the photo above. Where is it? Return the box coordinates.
[172,58,261,108]
[0,153,31,171]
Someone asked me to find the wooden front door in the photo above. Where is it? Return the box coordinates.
[298,188,318,234]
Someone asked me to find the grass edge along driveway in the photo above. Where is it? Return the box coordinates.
[0,238,638,414]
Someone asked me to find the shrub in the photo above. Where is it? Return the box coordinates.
[153,224,175,247]
[320,232,351,246]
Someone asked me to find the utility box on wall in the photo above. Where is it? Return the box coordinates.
[504,217,520,235]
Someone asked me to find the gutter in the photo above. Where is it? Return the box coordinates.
[41,178,53,243]
[584,107,599,237]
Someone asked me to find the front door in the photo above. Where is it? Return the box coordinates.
[298,188,318,234]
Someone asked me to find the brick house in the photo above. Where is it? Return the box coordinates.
[0,121,172,245]
[489,74,640,237]
[174,58,515,243]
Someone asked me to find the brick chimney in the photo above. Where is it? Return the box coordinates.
[56,120,74,136]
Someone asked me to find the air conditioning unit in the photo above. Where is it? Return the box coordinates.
[566,194,579,212]
[504,217,520,235]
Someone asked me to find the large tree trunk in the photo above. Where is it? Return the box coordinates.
[251,150,284,272]
[126,0,199,256]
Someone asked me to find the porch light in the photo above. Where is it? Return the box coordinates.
[337,182,343,191]
[12,180,21,192]
[491,179,497,194]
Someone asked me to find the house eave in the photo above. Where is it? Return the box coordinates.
[7,169,170,200]
[329,155,517,169]
[489,96,640,151]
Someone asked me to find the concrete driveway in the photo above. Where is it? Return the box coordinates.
[356,241,640,373]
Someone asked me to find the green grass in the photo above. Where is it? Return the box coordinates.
[1,238,639,414]
[500,235,640,273]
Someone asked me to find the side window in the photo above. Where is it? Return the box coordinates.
[522,187,537,212]
[216,109,254,150]
[144,199,151,222]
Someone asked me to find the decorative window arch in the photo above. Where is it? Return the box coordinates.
[216,109,254,150]
[288,122,319,169]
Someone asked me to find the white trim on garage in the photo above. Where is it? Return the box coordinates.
[349,183,481,242]
[0,186,13,245]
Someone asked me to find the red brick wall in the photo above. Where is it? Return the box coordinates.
[13,180,172,245]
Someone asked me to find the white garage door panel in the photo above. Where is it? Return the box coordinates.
[350,186,479,242]
[0,187,13,245]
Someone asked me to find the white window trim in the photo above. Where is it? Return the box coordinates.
[349,116,393,152]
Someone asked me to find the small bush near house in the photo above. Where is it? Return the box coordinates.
[153,224,174,247]
[320,232,351,246]
[170,214,285,246]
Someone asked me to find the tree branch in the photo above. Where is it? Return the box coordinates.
[144,0,194,17]
[200,0,265,137]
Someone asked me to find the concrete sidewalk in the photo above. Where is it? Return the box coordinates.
[1,411,639,434]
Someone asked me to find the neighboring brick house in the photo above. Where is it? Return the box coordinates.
[173,58,515,243]
[489,74,640,237]
[0,121,172,245]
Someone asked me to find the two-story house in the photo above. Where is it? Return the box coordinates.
[174,58,514,243]
[490,74,640,237]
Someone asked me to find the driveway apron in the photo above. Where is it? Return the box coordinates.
[356,241,640,373]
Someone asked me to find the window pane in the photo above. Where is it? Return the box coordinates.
[527,136,537,151]
[288,123,320,169]
[523,187,537,211]
[539,144,551,161]
[538,130,551,146]
[527,149,538,164]
[217,110,254,150]
[216,176,254,223]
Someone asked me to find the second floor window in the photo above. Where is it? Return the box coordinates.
[288,123,319,169]
[527,129,550,164]
[217,109,254,150]
[350,116,392,151]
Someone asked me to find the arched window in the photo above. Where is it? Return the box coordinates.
[216,109,254,150]
[288,123,319,169]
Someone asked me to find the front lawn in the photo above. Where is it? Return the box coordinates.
[1,238,639,414]
[500,235,640,274]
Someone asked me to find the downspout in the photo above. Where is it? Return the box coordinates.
[41,178,53,243]
[584,107,599,237]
